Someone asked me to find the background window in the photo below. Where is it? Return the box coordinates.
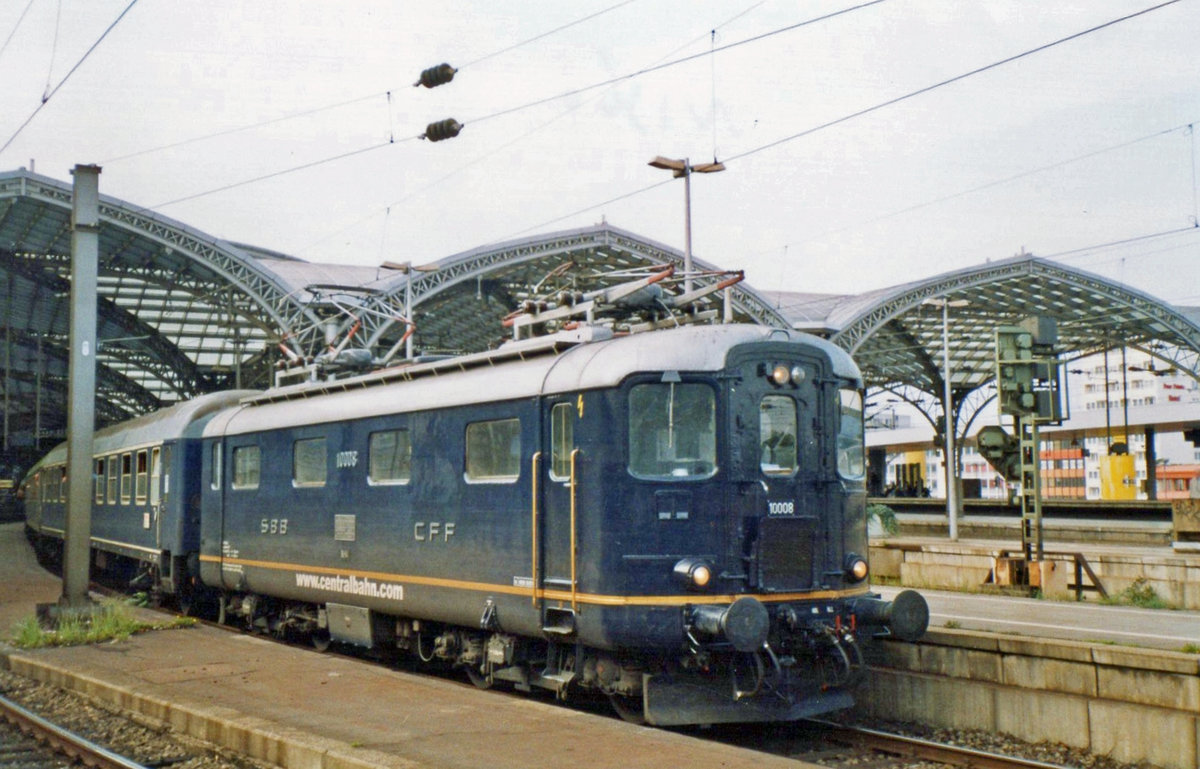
[233,445,261,489]
[369,430,411,484]
[466,419,520,481]
[293,437,327,487]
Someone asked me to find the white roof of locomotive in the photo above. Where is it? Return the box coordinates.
[207,324,860,438]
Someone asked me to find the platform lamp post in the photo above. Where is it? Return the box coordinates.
[924,297,969,541]
[647,157,725,294]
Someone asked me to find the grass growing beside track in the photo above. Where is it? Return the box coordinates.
[8,599,195,649]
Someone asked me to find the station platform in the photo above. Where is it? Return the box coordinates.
[0,522,811,769]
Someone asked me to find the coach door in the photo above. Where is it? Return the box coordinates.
[537,398,580,634]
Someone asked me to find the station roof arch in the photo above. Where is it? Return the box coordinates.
[3,166,1197,460]
[763,255,1200,408]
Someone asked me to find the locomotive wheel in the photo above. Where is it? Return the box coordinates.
[311,630,332,653]
[464,665,493,690]
[607,693,646,725]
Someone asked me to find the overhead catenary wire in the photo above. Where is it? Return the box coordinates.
[151,140,399,209]
[297,0,769,258]
[98,2,644,166]
[458,0,639,69]
[0,0,139,157]
[42,0,63,100]
[466,0,888,127]
[754,122,1197,259]
[723,0,1182,166]
[0,0,36,63]
[508,0,1182,248]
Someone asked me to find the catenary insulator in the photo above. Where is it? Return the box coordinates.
[423,118,463,142]
[414,63,457,88]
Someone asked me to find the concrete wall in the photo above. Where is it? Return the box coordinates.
[869,540,1200,610]
[858,629,1200,769]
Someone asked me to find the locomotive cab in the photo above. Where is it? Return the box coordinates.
[600,333,928,725]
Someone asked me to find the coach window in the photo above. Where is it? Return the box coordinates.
[369,430,411,485]
[232,445,261,490]
[293,437,327,487]
[628,382,717,480]
[135,450,149,504]
[549,403,574,481]
[120,453,133,504]
[106,457,118,503]
[58,468,67,502]
[150,447,162,507]
[760,395,798,476]
[94,459,105,504]
[465,418,520,482]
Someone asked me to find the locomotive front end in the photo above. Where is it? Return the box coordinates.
[627,331,928,726]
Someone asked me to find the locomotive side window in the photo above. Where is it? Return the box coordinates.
[760,396,798,476]
[94,459,105,504]
[837,388,866,480]
[465,418,520,482]
[135,449,149,504]
[293,437,327,487]
[368,429,411,484]
[549,403,574,481]
[628,383,717,480]
[106,457,117,503]
[120,453,132,504]
[232,445,260,489]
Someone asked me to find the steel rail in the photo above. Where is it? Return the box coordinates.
[0,691,150,769]
[810,719,1074,769]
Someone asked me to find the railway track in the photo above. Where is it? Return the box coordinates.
[808,720,1078,769]
[0,692,148,769]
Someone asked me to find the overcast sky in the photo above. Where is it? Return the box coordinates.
[2,1,1198,306]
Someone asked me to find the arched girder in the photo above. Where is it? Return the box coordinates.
[0,170,324,364]
[831,255,1200,392]
[1,249,206,398]
[0,325,162,423]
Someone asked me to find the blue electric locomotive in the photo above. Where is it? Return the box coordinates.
[25,322,926,726]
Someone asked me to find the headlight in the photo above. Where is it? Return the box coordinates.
[770,364,791,386]
[845,554,869,582]
[673,558,715,590]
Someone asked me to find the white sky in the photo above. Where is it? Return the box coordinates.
[2,1,1198,305]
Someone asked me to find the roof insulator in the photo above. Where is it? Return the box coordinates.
[422,118,463,142]
[414,63,457,89]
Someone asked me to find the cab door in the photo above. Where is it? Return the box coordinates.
[538,398,580,632]
[727,355,822,591]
